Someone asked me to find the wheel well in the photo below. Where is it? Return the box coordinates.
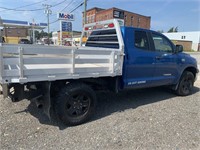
[184,67,197,79]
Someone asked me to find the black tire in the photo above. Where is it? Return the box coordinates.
[55,82,96,126]
[175,71,194,96]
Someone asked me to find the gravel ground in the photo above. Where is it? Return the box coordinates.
[0,53,200,150]
[190,53,200,80]
[0,81,199,150]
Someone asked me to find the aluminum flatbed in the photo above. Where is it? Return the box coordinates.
[0,43,124,84]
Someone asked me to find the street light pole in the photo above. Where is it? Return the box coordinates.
[43,4,52,45]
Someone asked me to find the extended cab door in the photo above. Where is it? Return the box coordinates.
[150,32,178,85]
[123,28,157,88]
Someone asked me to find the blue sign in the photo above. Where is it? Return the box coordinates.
[61,22,72,32]
[29,23,47,27]
[39,23,48,27]
[58,13,74,21]
[2,19,28,25]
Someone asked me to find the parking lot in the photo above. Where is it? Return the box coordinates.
[1,53,200,150]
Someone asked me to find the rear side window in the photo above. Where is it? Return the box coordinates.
[85,29,119,49]
[134,31,150,50]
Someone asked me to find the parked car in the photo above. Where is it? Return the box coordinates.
[19,39,31,44]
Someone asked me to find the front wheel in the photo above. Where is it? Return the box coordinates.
[55,83,96,126]
[175,71,194,96]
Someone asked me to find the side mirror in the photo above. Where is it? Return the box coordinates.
[175,45,183,53]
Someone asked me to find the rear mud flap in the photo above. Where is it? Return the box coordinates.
[42,82,52,119]
[1,84,9,98]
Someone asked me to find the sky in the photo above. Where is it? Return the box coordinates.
[0,0,200,32]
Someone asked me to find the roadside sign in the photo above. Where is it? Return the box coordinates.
[57,13,74,21]
[59,20,73,45]
[62,32,72,38]
[61,22,72,32]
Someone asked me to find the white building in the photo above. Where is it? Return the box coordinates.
[163,31,200,51]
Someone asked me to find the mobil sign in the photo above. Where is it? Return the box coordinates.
[57,13,74,21]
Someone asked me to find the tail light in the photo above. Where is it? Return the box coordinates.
[108,23,114,28]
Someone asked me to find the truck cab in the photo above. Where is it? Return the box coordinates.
[83,20,198,95]
[121,27,198,91]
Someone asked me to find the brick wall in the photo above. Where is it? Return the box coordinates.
[124,11,151,29]
[96,9,113,22]
[171,40,192,51]
[3,28,28,37]
[84,7,151,29]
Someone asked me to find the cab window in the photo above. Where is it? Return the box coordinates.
[134,31,150,50]
[152,33,173,53]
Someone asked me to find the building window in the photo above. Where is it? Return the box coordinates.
[91,15,95,22]
[105,15,108,20]
[181,36,186,39]
[125,15,127,22]
[137,18,141,27]
[113,10,124,19]
[134,31,150,50]
[131,16,134,27]
[138,18,141,23]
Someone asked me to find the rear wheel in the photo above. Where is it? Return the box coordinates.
[175,71,194,96]
[55,82,96,126]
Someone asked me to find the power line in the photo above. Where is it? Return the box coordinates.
[50,0,88,24]
[0,0,47,12]
[61,0,75,12]
[0,6,43,12]
[52,0,69,8]
[50,0,75,16]
[50,19,59,24]
[50,0,82,24]
[69,1,84,13]
[0,0,69,12]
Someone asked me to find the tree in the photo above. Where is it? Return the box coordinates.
[35,30,40,39]
[34,30,52,40]
[167,26,178,33]
[157,30,164,33]
[40,30,48,37]
[174,26,178,32]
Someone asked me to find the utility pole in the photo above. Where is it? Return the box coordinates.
[43,4,52,45]
[84,0,87,25]
[0,17,2,43]
[32,18,35,44]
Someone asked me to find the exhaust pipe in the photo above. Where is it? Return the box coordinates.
[35,99,43,109]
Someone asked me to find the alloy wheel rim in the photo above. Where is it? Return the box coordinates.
[182,77,192,94]
[66,94,90,117]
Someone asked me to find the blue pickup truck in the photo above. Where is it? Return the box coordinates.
[0,19,198,126]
